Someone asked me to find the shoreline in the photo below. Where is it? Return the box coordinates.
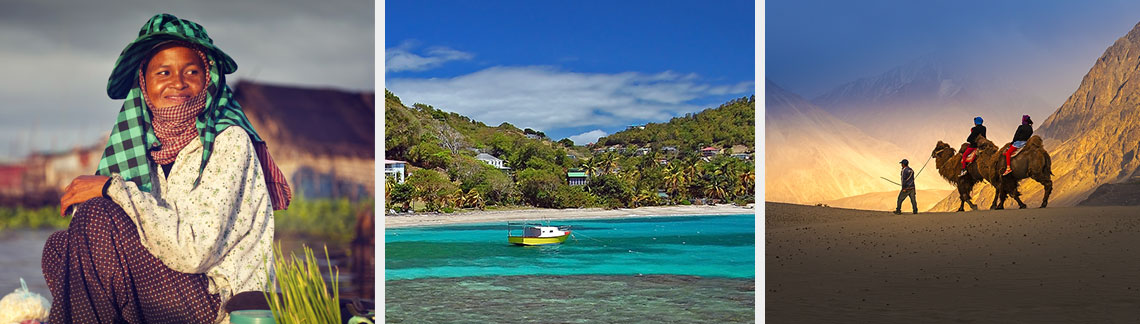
[384,204,755,228]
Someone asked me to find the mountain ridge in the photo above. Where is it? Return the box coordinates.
[766,79,949,205]
[930,21,1140,211]
[811,57,1052,164]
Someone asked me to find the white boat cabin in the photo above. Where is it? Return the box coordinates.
[524,226,568,238]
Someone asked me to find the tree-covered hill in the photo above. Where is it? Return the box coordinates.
[384,90,755,212]
[596,96,755,152]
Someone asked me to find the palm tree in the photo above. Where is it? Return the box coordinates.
[684,160,701,199]
[629,192,647,208]
[663,163,688,202]
[597,152,618,175]
[640,189,660,207]
[384,176,395,201]
[581,159,598,177]
[736,170,755,198]
[622,168,641,184]
[456,188,485,210]
[446,188,465,209]
[697,159,732,203]
[703,176,728,202]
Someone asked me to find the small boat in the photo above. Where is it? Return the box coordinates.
[507,222,571,246]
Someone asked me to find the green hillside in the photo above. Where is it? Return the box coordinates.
[596,96,755,152]
[384,90,755,212]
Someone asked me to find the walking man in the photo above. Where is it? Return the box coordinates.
[895,159,918,214]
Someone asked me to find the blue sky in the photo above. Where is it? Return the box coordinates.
[767,0,1140,104]
[385,0,755,145]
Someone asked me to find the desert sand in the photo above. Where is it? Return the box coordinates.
[820,189,955,212]
[767,202,1140,323]
[384,204,755,228]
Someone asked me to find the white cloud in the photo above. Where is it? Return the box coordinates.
[568,130,608,145]
[387,66,753,134]
[385,41,474,72]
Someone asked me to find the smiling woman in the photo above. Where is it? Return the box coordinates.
[42,13,291,324]
[145,44,207,107]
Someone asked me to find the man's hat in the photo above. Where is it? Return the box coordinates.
[900,159,909,166]
[107,13,237,100]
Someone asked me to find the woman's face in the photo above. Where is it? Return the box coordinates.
[144,45,206,107]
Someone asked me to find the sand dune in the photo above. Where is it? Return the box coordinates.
[820,189,954,212]
[766,202,1140,323]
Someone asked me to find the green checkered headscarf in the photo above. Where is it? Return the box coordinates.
[96,13,292,209]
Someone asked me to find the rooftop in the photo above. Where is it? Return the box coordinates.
[234,80,374,158]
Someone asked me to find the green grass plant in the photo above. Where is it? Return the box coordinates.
[2,196,373,245]
[274,196,372,245]
[0,206,68,231]
[264,243,341,324]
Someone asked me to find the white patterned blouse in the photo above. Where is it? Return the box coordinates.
[103,125,275,321]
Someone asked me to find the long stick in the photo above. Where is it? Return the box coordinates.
[914,155,933,178]
[881,155,933,187]
[879,177,901,186]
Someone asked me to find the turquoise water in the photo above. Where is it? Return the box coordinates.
[385,214,755,280]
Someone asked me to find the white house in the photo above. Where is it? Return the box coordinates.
[476,153,509,169]
[384,159,407,184]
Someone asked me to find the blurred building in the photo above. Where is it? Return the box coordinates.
[234,80,375,200]
[0,144,101,206]
[0,164,28,195]
[25,145,102,191]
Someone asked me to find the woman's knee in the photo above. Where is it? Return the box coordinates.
[69,197,130,235]
[41,230,68,276]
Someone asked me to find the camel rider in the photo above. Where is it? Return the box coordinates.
[1003,115,1034,175]
[895,159,918,215]
[960,116,987,177]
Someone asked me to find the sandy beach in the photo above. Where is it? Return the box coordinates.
[766,202,1140,323]
[384,204,755,228]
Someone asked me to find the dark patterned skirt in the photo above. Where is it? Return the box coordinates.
[41,197,221,323]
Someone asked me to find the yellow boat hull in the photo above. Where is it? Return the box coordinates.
[508,234,569,246]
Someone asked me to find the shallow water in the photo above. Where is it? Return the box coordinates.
[386,275,755,323]
[0,229,53,297]
[385,214,755,280]
[386,214,756,323]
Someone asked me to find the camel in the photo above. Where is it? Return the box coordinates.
[994,135,1053,208]
[969,136,1016,209]
[931,141,979,211]
[931,136,1007,211]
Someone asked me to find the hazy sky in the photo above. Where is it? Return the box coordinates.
[385,0,755,146]
[767,0,1140,103]
[0,0,373,161]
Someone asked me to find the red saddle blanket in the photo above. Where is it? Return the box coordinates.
[963,149,977,163]
[1005,145,1022,159]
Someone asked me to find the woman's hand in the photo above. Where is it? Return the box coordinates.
[60,175,111,217]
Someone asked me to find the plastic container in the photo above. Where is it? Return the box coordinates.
[229,310,274,324]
